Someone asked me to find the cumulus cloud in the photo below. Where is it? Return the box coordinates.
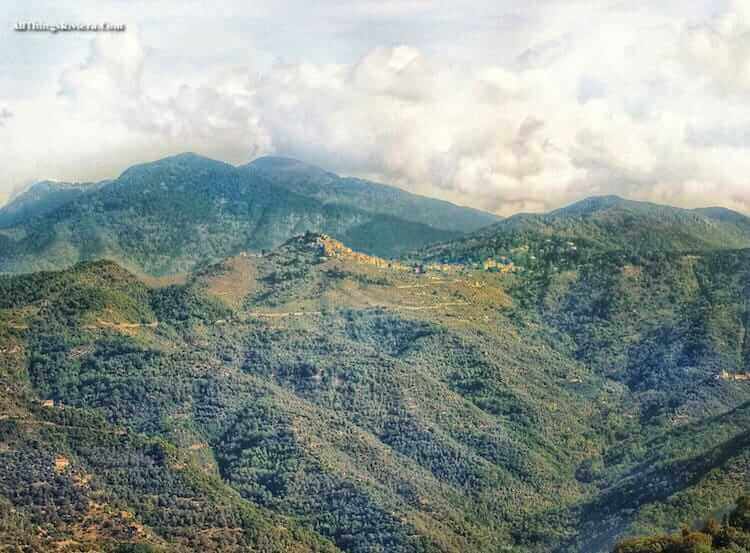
[2,1,750,215]
[58,31,144,103]
[680,0,750,96]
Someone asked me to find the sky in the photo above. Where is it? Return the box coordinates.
[1,0,749,215]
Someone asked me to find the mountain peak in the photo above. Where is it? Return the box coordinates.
[423,194,750,264]
[9,179,78,200]
[0,179,91,228]
[245,156,500,233]
[551,195,640,216]
[118,152,233,179]
[247,155,335,179]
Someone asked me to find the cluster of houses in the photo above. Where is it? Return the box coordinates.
[477,240,580,274]
[718,370,750,381]
[0,344,21,355]
[313,234,463,276]
[482,256,515,273]
[284,232,572,277]
[316,234,414,271]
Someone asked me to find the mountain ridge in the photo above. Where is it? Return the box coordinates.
[418,194,750,265]
[0,180,94,228]
[0,153,499,276]
[243,155,501,233]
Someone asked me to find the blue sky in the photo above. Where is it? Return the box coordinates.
[2,0,748,215]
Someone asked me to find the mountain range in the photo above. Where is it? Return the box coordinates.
[419,194,750,265]
[2,154,750,552]
[0,154,498,276]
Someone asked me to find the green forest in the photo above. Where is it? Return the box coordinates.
[614,496,750,552]
[2,166,750,551]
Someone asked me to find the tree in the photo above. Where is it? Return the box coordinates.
[728,496,750,532]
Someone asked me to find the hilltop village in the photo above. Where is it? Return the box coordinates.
[280,232,526,276]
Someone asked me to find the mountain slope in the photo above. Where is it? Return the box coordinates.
[0,244,600,552]
[0,398,340,552]
[419,195,750,264]
[613,496,750,553]
[3,234,750,552]
[244,156,500,233]
[0,180,92,228]
[0,153,498,276]
[0,263,339,551]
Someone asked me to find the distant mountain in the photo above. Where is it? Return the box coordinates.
[0,180,93,228]
[419,195,750,264]
[244,156,500,233]
[0,153,498,275]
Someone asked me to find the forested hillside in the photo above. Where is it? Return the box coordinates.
[419,195,750,264]
[613,496,750,552]
[2,228,750,551]
[0,181,92,228]
[0,154,497,276]
[244,156,499,233]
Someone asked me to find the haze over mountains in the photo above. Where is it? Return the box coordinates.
[0,181,94,228]
[2,154,750,552]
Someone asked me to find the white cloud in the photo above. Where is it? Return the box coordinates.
[680,0,750,96]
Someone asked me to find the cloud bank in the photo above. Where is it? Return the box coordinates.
[1,0,749,215]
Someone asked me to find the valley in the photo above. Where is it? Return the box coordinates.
[2,212,750,551]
